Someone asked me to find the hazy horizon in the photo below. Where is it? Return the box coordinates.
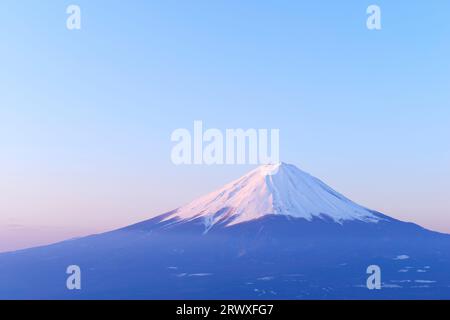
[1,161,449,253]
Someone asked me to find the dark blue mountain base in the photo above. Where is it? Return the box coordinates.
[1,213,449,299]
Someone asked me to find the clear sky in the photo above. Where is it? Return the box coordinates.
[1,1,449,252]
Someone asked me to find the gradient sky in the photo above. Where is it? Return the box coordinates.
[1,0,449,252]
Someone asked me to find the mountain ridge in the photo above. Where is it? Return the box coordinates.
[161,162,382,229]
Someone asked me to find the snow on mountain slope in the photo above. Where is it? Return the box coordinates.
[164,163,381,227]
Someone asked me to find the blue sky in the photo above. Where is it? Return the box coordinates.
[1,1,449,251]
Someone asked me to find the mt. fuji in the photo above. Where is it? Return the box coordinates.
[166,163,380,227]
[1,163,449,299]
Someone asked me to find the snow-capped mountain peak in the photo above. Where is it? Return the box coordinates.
[165,162,381,227]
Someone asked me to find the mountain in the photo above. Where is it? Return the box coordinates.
[1,163,449,299]
[166,163,381,228]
